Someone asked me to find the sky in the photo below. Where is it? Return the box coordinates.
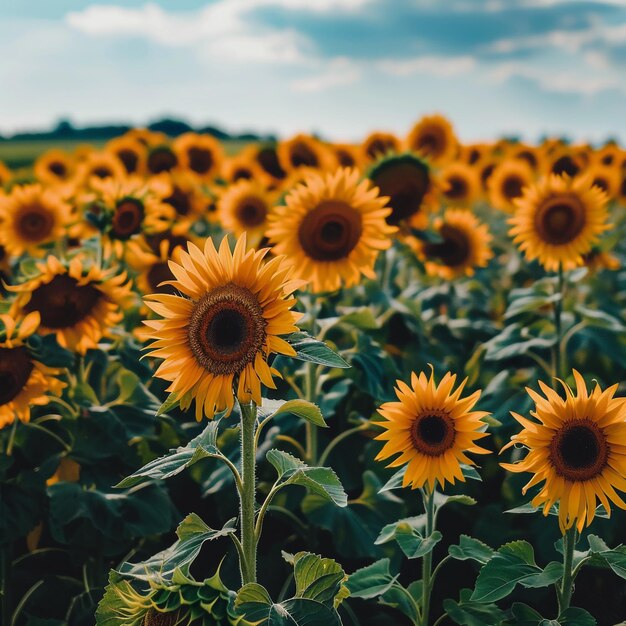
[2,0,626,143]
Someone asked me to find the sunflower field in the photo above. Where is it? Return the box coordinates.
[1,116,626,626]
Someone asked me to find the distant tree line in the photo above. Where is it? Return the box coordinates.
[0,117,276,143]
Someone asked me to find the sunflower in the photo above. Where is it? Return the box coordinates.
[368,153,439,229]
[34,150,75,184]
[375,369,490,491]
[507,143,543,172]
[406,114,458,165]
[142,235,304,420]
[488,158,535,212]
[509,174,610,272]
[173,133,224,180]
[277,134,336,173]
[221,153,270,185]
[158,171,208,226]
[592,143,624,168]
[75,151,126,184]
[248,144,287,181]
[459,143,490,166]
[146,145,179,175]
[105,136,147,176]
[361,132,402,162]
[545,150,583,179]
[417,209,493,279]
[218,180,276,248]
[439,162,481,206]
[582,163,620,200]
[124,128,168,147]
[0,312,65,430]
[86,177,175,257]
[332,143,362,169]
[127,236,187,296]
[0,184,73,257]
[582,247,620,272]
[0,161,12,187]
[502,371,626,533]
[267,168,395,293]
[8,255,132,354]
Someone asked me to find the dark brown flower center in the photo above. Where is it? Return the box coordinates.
[535,195,586,245]
[592,176,609,193]
[147,147,178,174]
[298,201,362,262]
[117,149,139,174]
[423,224,471,267]
[411,411,456,456]
[290,142,319,168]
[187,146,213,174]
[17,205,55,241]
[517,150,537,169]
[480,163,495,188]
[366,138,395,160]
[502,174,524,200]
[92,166,113,179]
[143,608,180,626]
[336,149,356,167]
[602,154,614,166]
[445,175,468,200]
[549,420,608,481]
[164,186,191,216]
[147,262,175,294]
[49,161,67,178]
[370,158,431,225]
[551,155,579,178]
[112,199,144,238]
[413,128,445,158]
[0,346,34,405]
[233,167,253,181]
[25,274,102,329]
[236,197,267,227]
[467,148,481,165]
[188,283,267,376]
[256,146,286,179]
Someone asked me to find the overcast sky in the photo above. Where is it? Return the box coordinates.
[2,0,626,143]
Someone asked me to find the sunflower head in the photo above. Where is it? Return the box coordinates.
[143,235,304,420]
[173,132,224,180]
[406,114,458,165]
[34,150,75,184]
[147,145,179,175]
[361,131,403,162]
[277,134,336,173]
[440,162,481,206]
[487,158,535,212]
[509,174,610,272]
[76,151,126,184]
[501,371,626,533]
[105,136,148,176]
[376,369,490,491]
[368,153,439,229]
[267,168,395,293]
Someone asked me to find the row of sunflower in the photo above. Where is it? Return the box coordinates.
[1,114,626,626]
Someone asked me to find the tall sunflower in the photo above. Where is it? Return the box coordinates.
[266,168,395,293]
[509,174,610,271]
[406,114,458,165]
[488,159,535,212]
[501,371,626,533]
[0,184,73,257]
[0,312,65,430]
[143,236,304,419]
[368,154,439,229]
[417,209,493,279]
[376,369,490,491]
[8,255,132,355]
[218,179,276,248]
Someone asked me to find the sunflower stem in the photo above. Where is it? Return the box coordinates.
[553,264,565,379]
[305,295,320,464]
[421,487,436,626]
[239,401,257,585]
[558,527,577,614]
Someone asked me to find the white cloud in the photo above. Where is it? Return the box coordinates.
[291,58,361,92]
[377,55,477,76]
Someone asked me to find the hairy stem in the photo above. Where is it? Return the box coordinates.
[239,402,257,585]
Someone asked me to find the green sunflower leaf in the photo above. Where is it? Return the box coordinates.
[284,331,350,368]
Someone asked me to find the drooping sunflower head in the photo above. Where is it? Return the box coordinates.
[105,136,148,176]
[376,369,491,491]
[34,149,75,184]
[417,208,493,279]
[368,153,439,229]
[8,255,133,355]
[218,179,275,248]
[439,162,481,206]
[406,114,458,165]
[266,168,395,293]
[488,158,535,212]
[173,132,224,180]
[501,371,626,533]
[277,134,336,173]
[0,312,65,430]
[143,235,304,419]
[361,131,403,162]
[509,174,610,272]
[0,184,73,257]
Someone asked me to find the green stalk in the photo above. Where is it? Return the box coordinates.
[558,527,577,613]
[239,402,257,585]
[305,361,318,464]
[421,488,436,626]
[553,264,564,379]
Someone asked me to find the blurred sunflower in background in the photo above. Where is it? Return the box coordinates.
[146,144,179,175]
[0,184,73,257]
[8,255,132,354]
[418,208,493,279]
[75,151,126,184]
[0,312,65,430]
[247,144,287,182]
[361,131,402,162]
[159,171,209,227]
[267,168,395,292]
[0,161,12,186]
[376,369,491,491]
[221,152,270,185]
[34,149,75,185]
[502,371,626,533]
[439,161,481,206]
[406,114,458,165]
[509,174,610,271]
[331,143,361,169]
[277,134,336,173]
[105,135,148,176]
[174,132,224,180]
[488,158,535,212]
[583,162,620,200]
[143,236,304,419]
